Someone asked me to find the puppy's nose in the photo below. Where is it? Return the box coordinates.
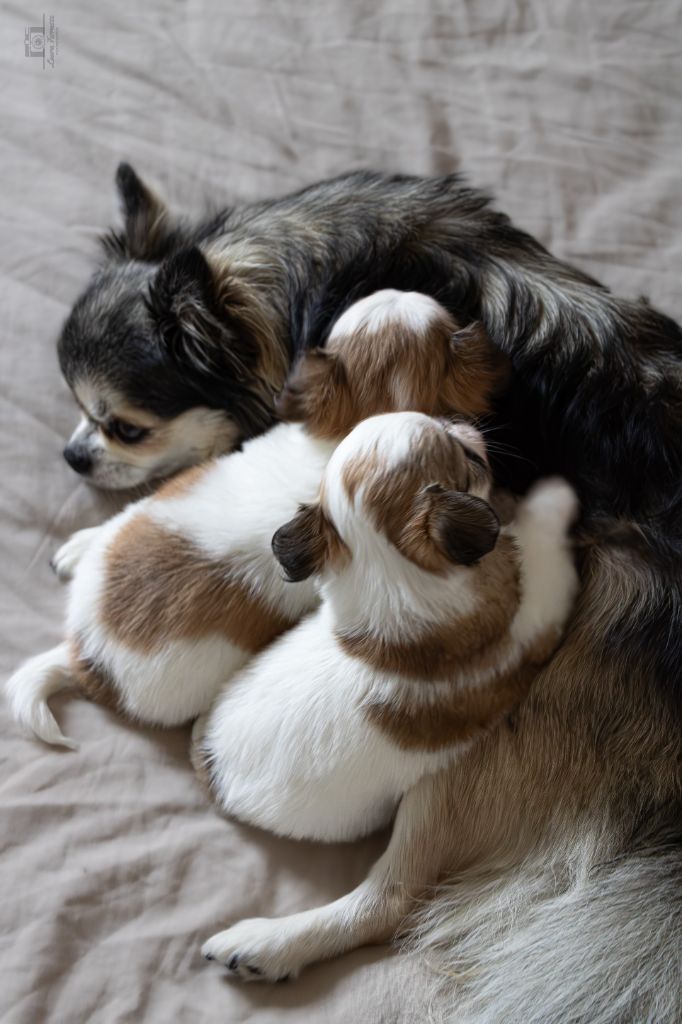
[63,444,93,476]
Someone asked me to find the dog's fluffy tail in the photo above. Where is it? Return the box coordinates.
[5,642,78,749]
[408,825,682,1024]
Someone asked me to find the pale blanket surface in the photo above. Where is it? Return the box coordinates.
[1,2,680,1022]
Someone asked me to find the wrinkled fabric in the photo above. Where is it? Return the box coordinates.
[1,2,681,1022]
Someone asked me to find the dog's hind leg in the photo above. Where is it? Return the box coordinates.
[201,770,453,982]
[50,526,102,581]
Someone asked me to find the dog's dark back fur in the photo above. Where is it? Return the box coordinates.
[58,166,682,1021]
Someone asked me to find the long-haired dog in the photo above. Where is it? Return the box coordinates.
[53,168,682,1021]
[193,412,578,974]
[7,290,502,745]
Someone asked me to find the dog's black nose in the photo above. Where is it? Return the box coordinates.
[63,445,92,476]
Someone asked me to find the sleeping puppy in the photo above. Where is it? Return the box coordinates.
[6,291,503,746]
[194,411,579,975]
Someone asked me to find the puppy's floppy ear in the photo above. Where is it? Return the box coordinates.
[399,484,500,570]
[441,322,510,417]
[272,503,346,582]
[430,487,500,565]
[101,162,174,261]
[276,349,353,436]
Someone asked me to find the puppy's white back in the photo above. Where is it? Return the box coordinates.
[149,423,332,562]
[195,607,456,841]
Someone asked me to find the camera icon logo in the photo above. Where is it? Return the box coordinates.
[24,26,45,57]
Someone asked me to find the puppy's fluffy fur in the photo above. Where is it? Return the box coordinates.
[194,412,578,970]
[6,290,501,745]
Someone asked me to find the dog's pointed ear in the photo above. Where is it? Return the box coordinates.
[101,163,174,261]
[398,484,500,570]
[272,503,346,582]
[147,247,274,434]
[147,246,222,373]
[275,349,352,434]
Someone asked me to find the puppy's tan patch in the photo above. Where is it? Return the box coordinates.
[102,514,294,654]
[342,426,469,512]
[439,322,510,420]
[276,349,355,440]
[338,535,521,678]
[341,425,496,572]
[69,638,122,713]
[152,460,216,501]
[364,624,563,750]
[278,312,507,441]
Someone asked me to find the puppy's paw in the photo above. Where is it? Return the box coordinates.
[50,527,100,581]
[202,918,306,983]
[522,477,579,531]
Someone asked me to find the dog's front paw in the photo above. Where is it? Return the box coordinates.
[202,918,306,983]
[50,527,100,581]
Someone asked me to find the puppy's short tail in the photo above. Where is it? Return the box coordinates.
[5,642,78,750]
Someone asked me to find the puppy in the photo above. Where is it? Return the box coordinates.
[6,291,503,746]
[195,411,578,972]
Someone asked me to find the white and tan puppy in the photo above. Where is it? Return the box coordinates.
[196,411,579,977]
[6,291,505,747]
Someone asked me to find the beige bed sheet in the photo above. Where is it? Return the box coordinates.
[1,2,681,1021]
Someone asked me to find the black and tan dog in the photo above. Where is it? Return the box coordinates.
[59,165,520,489]
[55,166,681,1024]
